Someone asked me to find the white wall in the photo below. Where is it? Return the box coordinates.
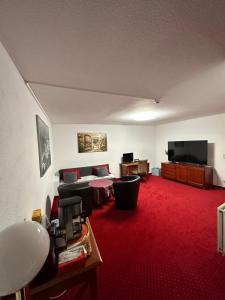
[155,114,225,187]
[0,42,54,230]
[52,124,155,177]
[52,116,225,187]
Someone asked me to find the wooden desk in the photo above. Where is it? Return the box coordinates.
[120,160,149,176]
[27,219,102,300]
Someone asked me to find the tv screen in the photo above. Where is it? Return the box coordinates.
[123,152,134,163]
[168,140,208,165]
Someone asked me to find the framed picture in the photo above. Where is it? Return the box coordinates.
[77,132,107,153]
[36,115,51,177]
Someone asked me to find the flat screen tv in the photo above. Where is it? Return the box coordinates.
[122,152,134,163]
[168,140,208,165]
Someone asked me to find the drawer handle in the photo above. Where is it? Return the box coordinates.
[49,289,67,299]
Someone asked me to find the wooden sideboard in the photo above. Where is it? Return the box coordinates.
[120,160,149,176]
[161,162,213,188]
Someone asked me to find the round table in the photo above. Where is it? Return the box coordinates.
[89,179,113,205]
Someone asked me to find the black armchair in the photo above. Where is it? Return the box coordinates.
[113,175,141,210]
[57,183,93,216]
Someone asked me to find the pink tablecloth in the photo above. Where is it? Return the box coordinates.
[88,179,113,188]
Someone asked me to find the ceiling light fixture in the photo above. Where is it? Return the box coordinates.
[133,111,157,121]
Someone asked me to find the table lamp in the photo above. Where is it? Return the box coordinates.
[0,220,50,300]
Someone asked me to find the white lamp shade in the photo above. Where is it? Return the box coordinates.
[0,220,50,296]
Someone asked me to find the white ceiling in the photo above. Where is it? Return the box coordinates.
[0,0,225,125]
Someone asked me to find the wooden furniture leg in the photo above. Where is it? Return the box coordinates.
[89,268,98,300]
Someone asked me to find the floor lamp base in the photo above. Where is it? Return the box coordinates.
[15,290,23,300]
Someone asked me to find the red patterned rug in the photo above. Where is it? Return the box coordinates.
[61,176,225,299]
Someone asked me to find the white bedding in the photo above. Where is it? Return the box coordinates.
[59,174,115,185]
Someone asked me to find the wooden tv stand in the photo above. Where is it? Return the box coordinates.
[161,162,213,188]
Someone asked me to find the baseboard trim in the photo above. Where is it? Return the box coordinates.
[212,184,225,190]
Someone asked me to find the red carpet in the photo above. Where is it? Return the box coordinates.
[64,176,225,299]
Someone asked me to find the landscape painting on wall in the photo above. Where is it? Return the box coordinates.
[36,115,51,177]
[77,132,107,153]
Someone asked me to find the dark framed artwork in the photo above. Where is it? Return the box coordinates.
[77,132,107,153]
[36,115,51,177]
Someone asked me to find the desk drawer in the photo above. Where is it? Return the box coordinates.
[29,269,96,300]
[163,164,176,171]
[163,171,176,179]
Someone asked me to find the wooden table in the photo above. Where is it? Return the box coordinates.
[89,179,113,205]
[27,219,102,300]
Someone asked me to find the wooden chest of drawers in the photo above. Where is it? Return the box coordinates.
[161,162,213,188]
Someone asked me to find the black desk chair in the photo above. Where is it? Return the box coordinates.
[58,183,93,217]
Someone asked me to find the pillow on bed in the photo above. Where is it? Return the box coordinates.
[95,167,109,177]
[62,168,81,180]
[63,172,78,183]
[92,164,110,175]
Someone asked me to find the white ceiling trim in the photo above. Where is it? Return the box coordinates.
[26,80,158,102]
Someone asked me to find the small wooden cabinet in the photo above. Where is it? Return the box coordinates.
[120,161,149,177]
[161,162,213,188]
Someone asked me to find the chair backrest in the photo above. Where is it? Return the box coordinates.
[113,175,140,209]
[58,183,93,216]
[121,175,140,182]
[58,196,82,240]
[138,160,148,174]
